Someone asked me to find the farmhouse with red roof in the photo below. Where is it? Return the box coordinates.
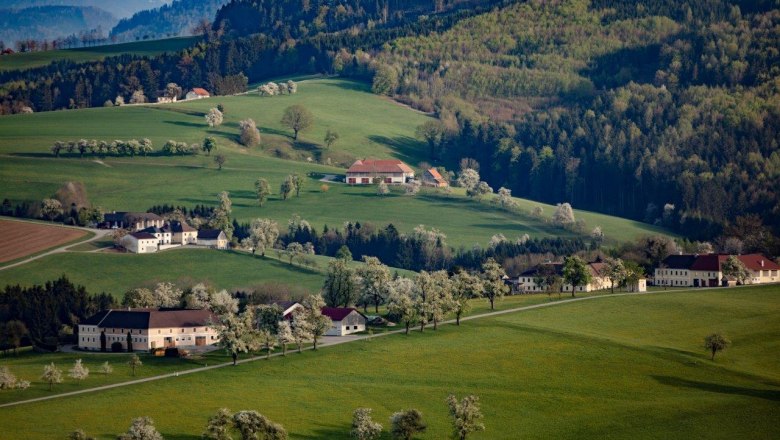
[185,87,211,100]
[346,159,414,185]
[321,307,367,336]
[654,253,780,287]
[422,168,449,187]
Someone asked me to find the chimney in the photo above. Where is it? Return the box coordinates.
[761,260,765,267]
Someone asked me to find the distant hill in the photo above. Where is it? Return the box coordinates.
[110,0,229,41]
[0,0,170,18]
[0,5,117,45]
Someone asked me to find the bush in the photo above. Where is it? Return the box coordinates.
[164,347,180,357]
[111,341,124,352]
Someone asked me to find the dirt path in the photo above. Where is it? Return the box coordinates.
[0,287,714,409]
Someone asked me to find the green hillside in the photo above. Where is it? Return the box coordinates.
[0,286,777,439]
[0,248,417,297]
[0,36,199,72]
[0,78,671,247]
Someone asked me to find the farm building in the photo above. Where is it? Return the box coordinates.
[346,159,414,185]
[654,253,780,287]
[186,88,210,100]
[515,258,644,293]
[103,212,164,231]
[78,308,219,352]
[139,226,172,246]
[198,229,228,249]
[422,168,449,187]
[170,221,198,245]
[321,307,367,336]
[273,301,303,319]
[121,232,159,254]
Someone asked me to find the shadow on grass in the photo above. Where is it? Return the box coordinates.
[163,120,203,128]
[367,135,425,165]
[293,422,353,440]
[652,375,780,402]
[318,79,370,93]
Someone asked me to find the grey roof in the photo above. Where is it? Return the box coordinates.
[82,308,216,330]
[130,232,157,240]
[198,229,224,239]
[660,255,698,269]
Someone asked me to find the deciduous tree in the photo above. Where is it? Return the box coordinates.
[447,394,485,440]
[351,408,383,440]
[301,295,331,350]
[68,359,89,384]
[203,407,233,440]
[117,416,162,440]
[202,137,218,155]
[205,108,224,127]
[239,118,261,147]
[324,129,339,148]
[390,409,426,440]
[214,154,227,170]
[322,258,358,307]
[704,333,730,360]
[356,256,392,313]
[255,178,271,207]
[41,362,63,390]
[387,278,417,334]
[481,258,508,309]
[281,105,313,140]
[563,256,591,297]
[127,354,142,376]
[721,256,750,285]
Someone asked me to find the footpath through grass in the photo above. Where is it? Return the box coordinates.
[0,286,776,439]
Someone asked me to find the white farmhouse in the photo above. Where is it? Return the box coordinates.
[185,88,210,100]
[321,307,367,336]
[78,308,219,351]
[346,159,414,185]
[121,232,159,254]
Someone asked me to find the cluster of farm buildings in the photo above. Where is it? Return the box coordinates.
[77,303,367,352]
[103,212,227,253]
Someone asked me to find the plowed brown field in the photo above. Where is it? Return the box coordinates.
[0,219,86,263]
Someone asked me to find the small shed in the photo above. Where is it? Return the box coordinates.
[198,229,228,249]
[321,307,367,336]
[185,88,210,100]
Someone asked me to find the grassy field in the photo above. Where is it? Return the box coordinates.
[0,286,776,439]
[0,78,671,246]
[0,248,327,297]
[0,37,199,72]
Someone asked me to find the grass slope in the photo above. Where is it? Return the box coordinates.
[1,287,777,439]
[0,37,199,72]
[0,78,671,246]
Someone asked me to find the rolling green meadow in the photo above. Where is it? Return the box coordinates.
[0,286,777,439]
[0,37,200,72]
[0,248,417,297]
[0,78,671,249]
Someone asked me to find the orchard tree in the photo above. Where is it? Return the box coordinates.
[291,313,313,353]
[292,173,305,197]
[116,416,162,440]
[356,256,392,313]
[3,320,28,354]
[496,187,518,209]
[390,409,426,440]
[277,321,293,356]
[100,361,113,375]
[205,108,224,127]
[68,359,89,384]
[604,257,626,293]
[258,329,276,360]
[481,258,508,310]
[351,408,383,440]
[451,271,484,325]
[281,105,313,140]
[280,175,295,200]
[165,82,182,99]
[214,154,227,170]
[721,256,750,285]
[202,137,217,156]
[41,198,63,221]
[127,354,142,376]
[322,258,358,307]
[324,129,339,148]
[467,181,493,199]
[246,218,279,256]
[203,408,233,440]
[41,362,63,390]
[302,295,332,350]
[456,168,479,191]
[213,310,257,366]
[387,277,418,334]
[704,333,730,360]
[563,256,591,297]
[553,203,576,226]
[239,118,261,147]
[447,394,485,440]
[377,181,389,196]
[255,178,271,206]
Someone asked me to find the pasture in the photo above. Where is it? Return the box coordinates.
[0,37,199,72]
[0,286,777,439]
[0,218,87,263]
[0,78,671,247]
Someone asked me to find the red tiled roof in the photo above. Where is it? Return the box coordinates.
[425,168,447,183]
[690,254,728,271]
[191,88,210,96]
[321,307,363,321]
[347,159,414,174]
[737,254,780,271]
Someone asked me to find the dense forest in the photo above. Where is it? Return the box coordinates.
[0,0,777,245]
[110,0,229,42]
